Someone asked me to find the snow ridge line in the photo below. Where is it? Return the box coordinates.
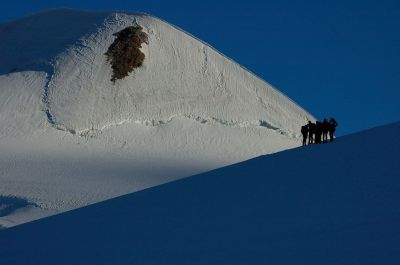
[143,12,315,120]
[75,114,295,138]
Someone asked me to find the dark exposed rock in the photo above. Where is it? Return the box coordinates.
[105,26,148,82]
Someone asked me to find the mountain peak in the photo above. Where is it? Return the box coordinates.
[1,10,313,134]
[0,10,314,227]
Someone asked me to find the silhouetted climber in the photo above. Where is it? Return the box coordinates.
[328,118,338,142]
[315,121,322,144]
[322,118,329,143]
[308,121,315,144]
[301,124,308,146]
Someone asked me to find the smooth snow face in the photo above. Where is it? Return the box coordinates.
[0,72,48,136]
[0,9,314,228]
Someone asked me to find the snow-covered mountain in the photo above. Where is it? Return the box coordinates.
[1,122,400,265]
[0,9,313,228]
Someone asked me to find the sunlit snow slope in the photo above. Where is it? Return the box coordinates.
[1,122,400,265]
[0,9,313,228]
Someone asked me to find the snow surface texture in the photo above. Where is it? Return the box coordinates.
[1,122,400,265]
[0,9,313,227]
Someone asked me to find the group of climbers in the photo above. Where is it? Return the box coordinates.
[301,118,338,146]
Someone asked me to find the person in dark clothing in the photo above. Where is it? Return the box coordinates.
[328,118,338,141]
[307,121,315,144]
[301,124,308,146]
[315,121,322,144]
[322,118,329,143]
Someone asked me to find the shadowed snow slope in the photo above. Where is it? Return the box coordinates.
[1,122,400,265]
[0,9,313,227]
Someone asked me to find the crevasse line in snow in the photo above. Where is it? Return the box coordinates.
[41,63,57,126]
[76,114,294,138]
[41,64,80,135]
[40,14,117,132]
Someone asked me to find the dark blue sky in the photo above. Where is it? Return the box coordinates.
[1,0,400,135]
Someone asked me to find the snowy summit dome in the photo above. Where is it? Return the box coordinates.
[0,9,314,228]
[0,9,313,135]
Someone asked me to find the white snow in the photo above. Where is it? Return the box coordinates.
[1,122,400,264]
[0,9,314,228]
